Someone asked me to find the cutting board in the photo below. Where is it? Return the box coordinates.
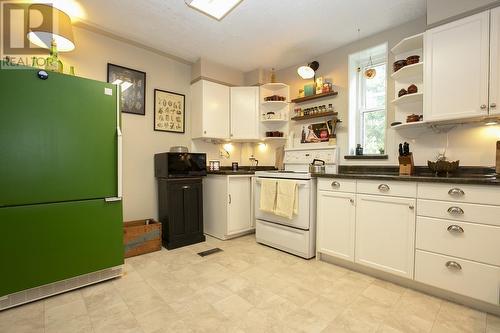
[497,141,500,174]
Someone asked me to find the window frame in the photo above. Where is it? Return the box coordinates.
[355,57,388,153]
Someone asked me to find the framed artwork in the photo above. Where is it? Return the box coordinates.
[107,63,146,115]
[154,89,185,133]
[300,121,333,143]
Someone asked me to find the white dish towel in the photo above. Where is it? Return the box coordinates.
[259,179,277,213]
[274,180,298,219]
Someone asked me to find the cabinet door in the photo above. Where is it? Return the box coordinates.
[355,194,416,278]
[490,7,500,115]
[317,191,355,261]
[230,87,259,140]
[202,80,230,139]
[424,11,490,121]
[161,179,204,247]
[227,177,252,235]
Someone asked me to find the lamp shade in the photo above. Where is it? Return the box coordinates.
[27,4,75,52]
[297,66,315,79]
[297,61,319,80]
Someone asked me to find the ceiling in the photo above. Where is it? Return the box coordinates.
[76,0,426,71]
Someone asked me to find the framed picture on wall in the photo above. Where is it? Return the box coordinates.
[107,63,146,115]
[154,89,185,133]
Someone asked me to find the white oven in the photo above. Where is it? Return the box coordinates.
[254,178,313,230]
[254,146,336,259]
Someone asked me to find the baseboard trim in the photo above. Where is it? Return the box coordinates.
[318,252,500,316]
[0,266,122,311]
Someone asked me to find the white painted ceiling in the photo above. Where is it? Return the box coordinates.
[77,0,426,71]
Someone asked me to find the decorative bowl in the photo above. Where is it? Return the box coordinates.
[428,160,460,176]
[406,55,420,65]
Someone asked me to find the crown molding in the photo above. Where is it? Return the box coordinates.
[73,20,193,66]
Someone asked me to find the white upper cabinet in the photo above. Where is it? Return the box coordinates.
[424,11,490,121]
[490,7,500,115]
[191,80,230,139]
[230,87,260,140]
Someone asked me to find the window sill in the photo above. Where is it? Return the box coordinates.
[344,154,388,160]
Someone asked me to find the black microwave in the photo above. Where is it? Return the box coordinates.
[154,152,207,178]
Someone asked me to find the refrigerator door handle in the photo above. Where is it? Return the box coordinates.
[105,197,122,202]
[116,86,123,199]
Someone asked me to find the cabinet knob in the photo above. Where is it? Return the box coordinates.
[409,205,415,210]
[331,181,340,189]
[447,206,464,216]
[447,225,464,233]
[445,261,462,270]
[378,184,390,192]
[204,131,207,134]
[480,104,487,110]
[349,198,355,204]
[448,188,465,197]
[491,103,497,108]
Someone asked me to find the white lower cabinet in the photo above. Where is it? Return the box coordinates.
[227,177,253,235]
[354,194,416,279]
[415,250,500,305]
[317,178,500,308]
[316,190,355,261]
[203,175,254,240]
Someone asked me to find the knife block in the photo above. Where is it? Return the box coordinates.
[399,153,414,176]
[496,141,500,174]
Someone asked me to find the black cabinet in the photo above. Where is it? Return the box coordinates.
[157,177,205,249]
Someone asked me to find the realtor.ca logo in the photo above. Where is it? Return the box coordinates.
[1,1,55,69]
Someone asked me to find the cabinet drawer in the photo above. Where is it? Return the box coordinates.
[416,217,500,266]
[417,199,500,227]
[357,180,417,198]
[415,250,500,305]
[317,178,356,193]
[417,183,500,205]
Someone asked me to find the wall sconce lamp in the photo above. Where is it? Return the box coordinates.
[297,61,319,80]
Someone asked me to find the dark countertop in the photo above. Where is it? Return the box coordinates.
[208,166,277,175]
[313,166,500,186]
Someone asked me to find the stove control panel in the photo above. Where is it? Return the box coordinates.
[284,148,337,165]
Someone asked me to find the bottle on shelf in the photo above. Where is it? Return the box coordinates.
[45,39,63,73]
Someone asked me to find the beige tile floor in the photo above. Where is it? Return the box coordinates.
[1,234,500,333]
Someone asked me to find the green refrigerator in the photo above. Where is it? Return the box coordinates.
[0,66,124,310]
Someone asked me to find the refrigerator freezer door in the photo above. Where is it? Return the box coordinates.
[0,199,123,297]
[0,68,118,207]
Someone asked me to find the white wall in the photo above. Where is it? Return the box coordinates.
[60,27,192,221]
[276,17,500,167]
[427,0,500,26]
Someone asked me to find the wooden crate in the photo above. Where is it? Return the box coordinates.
[124,219,162,258]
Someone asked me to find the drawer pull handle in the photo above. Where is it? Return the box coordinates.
[445,261,462,270]
[331,181,340,188]
[448,188,465,197]
[447,206,464,215]
[378,184,390,192]
[447,225,464,233]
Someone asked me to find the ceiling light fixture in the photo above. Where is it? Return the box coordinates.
[297,61,319,80]
[27,4,75,51]
[185,0,243,21]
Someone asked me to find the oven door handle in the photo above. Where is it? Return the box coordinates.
[255,179,309,187]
